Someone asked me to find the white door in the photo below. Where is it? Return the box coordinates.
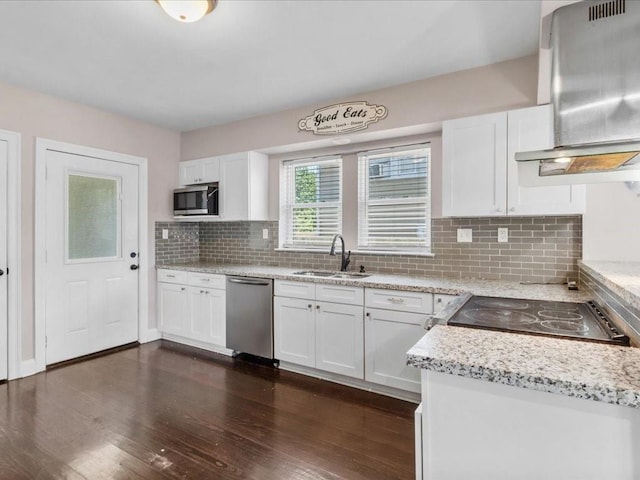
[45,150,140,364]
[0,139,8,379]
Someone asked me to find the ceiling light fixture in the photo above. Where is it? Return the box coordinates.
[155,0,217,23]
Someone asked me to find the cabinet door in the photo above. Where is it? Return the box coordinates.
[219,153,249,221]
[442,112,508,217]
[274,296,315,367]
[158,282,188,336]
[364,308,426,392]
[315,302,364,379]
[178,160,202,186]
[507,105,585,215]
[189,287,226,347]
[200,157,220,183]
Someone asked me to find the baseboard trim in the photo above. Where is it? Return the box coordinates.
[279,361,420,403]
[18,358,41,379]
[161,333,233,357]
[140,328,162,344]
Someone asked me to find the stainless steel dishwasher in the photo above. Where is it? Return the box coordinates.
[226,276,274,360]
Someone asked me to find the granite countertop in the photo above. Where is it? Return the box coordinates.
[157,262,591,303]
[579,260,640,311]
[407,325,640,409]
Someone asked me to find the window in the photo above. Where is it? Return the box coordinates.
[358,145,431,252]
[280,156,342,249]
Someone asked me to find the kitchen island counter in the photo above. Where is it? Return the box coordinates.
[407,324,640,409]
[157,262,591,303]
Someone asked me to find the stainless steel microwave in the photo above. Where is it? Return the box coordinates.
[173,184,219,216]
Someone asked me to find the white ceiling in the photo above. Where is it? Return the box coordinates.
[0,0,541,132]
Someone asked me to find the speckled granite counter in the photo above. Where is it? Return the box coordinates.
[157,262,591,303]
[579,260,640,311]
[407,325,640,409]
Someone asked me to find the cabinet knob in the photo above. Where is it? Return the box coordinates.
[181,287,186,291]
[495,207,503,213]
[308,304,312,309]
[316,305,320,310]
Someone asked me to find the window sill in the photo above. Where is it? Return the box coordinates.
[275,247,435,258]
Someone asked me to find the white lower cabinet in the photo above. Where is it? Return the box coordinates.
[364,308,427,393]
[364,289,458,394]
[316,302,364,378]
[273,296,315,367]
[158,282,188,336]
[188,286,226,347]
[157,269,227,351]
[274,280,364,379]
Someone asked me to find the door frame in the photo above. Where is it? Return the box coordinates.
[34,138,148,373]
[0,129,21,380]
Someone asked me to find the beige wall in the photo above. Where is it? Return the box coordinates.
[182,54,539,220]
[0,80,180,361]
[583,183,640,262]
[182,55,538,160]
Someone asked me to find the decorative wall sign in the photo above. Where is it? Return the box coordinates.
[298,101,388,135]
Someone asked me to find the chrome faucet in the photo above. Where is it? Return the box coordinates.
[329,234,351,271]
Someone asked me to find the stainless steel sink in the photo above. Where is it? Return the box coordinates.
[292,270,370,279]
[292,270,335,277]
[330,272,370,279]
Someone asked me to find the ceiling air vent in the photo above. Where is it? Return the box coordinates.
[589,0,625,21]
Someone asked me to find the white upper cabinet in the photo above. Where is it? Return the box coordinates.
[442,111,508,217]
[178,151,269,221]
[179,156,220,185]
[442,105,585,217]
[507,105,585,215]
[218,151,269,221]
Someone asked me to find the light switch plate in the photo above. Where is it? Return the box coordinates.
[457,228,472,243]
[262,228,269,239]
[497,227,508,243]
[162,228,169,240]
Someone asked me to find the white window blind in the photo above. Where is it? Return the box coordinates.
[358,145,431,252]
[280,156,342,249]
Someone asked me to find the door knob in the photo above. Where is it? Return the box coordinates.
[0,269,4,276]
[130,265,139,270]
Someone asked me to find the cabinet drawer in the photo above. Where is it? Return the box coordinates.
[188,272,225,289]
[275,280,315,300]
[365,288,433,314]
[316,284,364,305]
[157,269,188,284]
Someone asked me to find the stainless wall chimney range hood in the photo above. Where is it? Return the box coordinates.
[517,0,640,186]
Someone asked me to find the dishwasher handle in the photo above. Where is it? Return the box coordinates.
[228,277,271,286]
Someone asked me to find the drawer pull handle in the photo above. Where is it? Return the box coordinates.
[388,297,405,304]
[201,278,210,282]
[166,274,175,278]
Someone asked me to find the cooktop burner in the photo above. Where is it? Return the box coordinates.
[446,295,629,345]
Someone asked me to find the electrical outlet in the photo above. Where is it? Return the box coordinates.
[262,228,269,239]
[497,227,508,243]
[162,228,169,240]
[457,228,473,243]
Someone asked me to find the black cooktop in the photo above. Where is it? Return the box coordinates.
[447,296,630,345]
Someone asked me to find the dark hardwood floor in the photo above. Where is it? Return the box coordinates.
[0,341,416,479]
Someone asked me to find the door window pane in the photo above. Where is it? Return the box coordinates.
[67,174,119,260]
